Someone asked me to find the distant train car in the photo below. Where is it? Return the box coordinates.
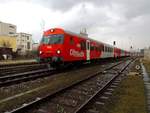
[38,28,130,67]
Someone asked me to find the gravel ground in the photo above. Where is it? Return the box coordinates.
[0,62,115,112]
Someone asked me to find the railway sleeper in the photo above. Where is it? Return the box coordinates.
[70,89,89,96]
[50,98,78,107]
[87,109,99,113]
[61,94,84,101]
[104,91,112,95]
[112,80,121,84]
[37,109,47,113]
[107,88,114,92]
[100,96,109,100]
[110,85,118,88]
[95,101,105,106]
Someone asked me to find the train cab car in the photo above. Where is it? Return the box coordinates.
[39,28,64,64]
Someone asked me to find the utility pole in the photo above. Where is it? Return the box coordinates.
[113,41,116,47]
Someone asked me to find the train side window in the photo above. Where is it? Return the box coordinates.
[90,46,94,51]
[101,46,102,51]
[96,47,98,51]
[95,46,97,51]
[87,42,90,50]
[98,46,100,51]
[93,46,95,51]
[100,45,102,51]
[110,48,112,52]
[109,47,111,52]
[111,48,113,52]
[94,46,96,51]
[105,46,107,52]
[101,45,104,52]
[92,46,94,51]
[106,47,108,52]
[70,37,74,45]
[90,46,92,50]
[80,41,86,50]
[84,42,86,50]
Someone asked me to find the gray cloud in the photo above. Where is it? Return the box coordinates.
[1,0,149,49]
[32,0,150,49]
[30,0,112,11]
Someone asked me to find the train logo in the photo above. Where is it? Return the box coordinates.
[70,49,84,57]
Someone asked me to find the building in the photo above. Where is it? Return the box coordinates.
[16,32,32,54]
[0,35,17,52]
[144,48,150,61]
[0,21,16,36]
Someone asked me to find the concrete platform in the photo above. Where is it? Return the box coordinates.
[0,59,37,65]
[142,63,150,113]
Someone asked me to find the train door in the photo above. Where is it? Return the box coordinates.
[86,40,90,60]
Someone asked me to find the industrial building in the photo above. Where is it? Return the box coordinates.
[16,32,33,54]
[0,21,16,36]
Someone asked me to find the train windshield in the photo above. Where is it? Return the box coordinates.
[41,34,64,44]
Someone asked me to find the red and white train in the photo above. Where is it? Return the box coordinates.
[38,28,130,66]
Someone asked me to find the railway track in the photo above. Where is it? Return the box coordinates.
[0,58,128,88]
[0,68,57,87]
[0,63,48,76]
[0,61,38,68]
[3,58,135,113]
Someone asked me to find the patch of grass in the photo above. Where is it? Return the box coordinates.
[101,75,146,113]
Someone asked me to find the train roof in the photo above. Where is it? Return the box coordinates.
[65,29,114,48]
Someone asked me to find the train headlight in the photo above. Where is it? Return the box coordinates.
[50,29,54,32]
[39,51,42,54]
[56,50,61,54]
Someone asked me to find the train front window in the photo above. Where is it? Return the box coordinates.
[41,34,64,44]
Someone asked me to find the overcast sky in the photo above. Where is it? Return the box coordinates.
[0,0,149,50]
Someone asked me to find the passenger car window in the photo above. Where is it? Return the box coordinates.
[70,37,74,45]
[90,46,94,51]
[80,41,86,50]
